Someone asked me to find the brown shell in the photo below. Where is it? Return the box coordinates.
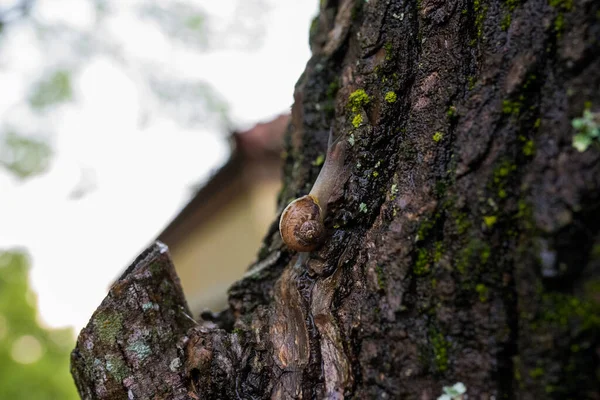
[279,195,325,252]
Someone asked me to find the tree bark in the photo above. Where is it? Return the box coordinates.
[72,0,600,398]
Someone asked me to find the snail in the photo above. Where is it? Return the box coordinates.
[279,129,346,252]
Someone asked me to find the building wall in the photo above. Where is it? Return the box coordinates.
[168,180,280,314]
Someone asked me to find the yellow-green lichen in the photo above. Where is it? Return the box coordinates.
[456,239,490,274]
[352,113,364,128]
[483,215,497,228]
[454,212,471,235]
[433,132,443,142]
[414,248,431,276]
[475,283,489,302]
[522,139,535,156]
[529,367,544,379]
[312,154,325,166]
[501,13,511,31]
[549,0,573,37]
[502,99,523,115]
[468,76,476,90]
[348,89,371,113]
[430,330,449,372]
[384,42,393,61]
[446,105,458,119]
[474,0,488,39]
[390,183,399,200]
[94,311,123,343]
[105,354,130,382]
[433,242,444,263]
[385,91,397,103]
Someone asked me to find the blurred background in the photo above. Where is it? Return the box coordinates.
[0,0,316,397]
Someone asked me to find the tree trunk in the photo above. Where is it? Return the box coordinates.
[71,0,600,398]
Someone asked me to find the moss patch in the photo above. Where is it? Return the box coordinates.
[348,89,371,112]
[385,91,397,103]
[352,113,364,128]
[429,329,449,372]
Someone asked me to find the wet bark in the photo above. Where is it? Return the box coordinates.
[72,0,600,398]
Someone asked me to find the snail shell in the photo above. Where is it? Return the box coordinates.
[279,195,325,252]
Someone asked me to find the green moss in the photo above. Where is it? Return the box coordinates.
[430,330,449,372]
[468,76,476,90]
[475,284,489,302]
[549,0,573,38]
[540,293,600,330]
[474,0,488,39]
[385,91,397,103]
[232,327,243,335]
[352,113,364,128]
[522,139,535,156]
[483,215,497,228]
[505,0,521,11]
[312,154,325,166]
[514,199,534,231]
[446,105,458,120]
[372,171,379,177]
[414,248,431,276]
[326,79,340,99]
[454,212,471,235]
[433,132,444,142]
[480,244,491,264]
[456,239,490,274]
[502,99,522,115]
[434,242,444,263]
[529,367,544,379]
[554,13,565,36]
[493,161,516,185]
[348,89,371,113]
[534,118,541,129]
[417,213,441,241]
[549,0,573,11]
[384,42,393,61]
[500,13,511,31]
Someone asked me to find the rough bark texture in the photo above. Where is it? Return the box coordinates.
[72,0,600,398]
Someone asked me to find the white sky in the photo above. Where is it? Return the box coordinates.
[0,0,317,331]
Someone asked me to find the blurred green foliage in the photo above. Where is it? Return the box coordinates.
[0,131,52,179]
[28,70,73,110]
[0,250,78,399]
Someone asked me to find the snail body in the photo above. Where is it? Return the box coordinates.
[279,130,346,252]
